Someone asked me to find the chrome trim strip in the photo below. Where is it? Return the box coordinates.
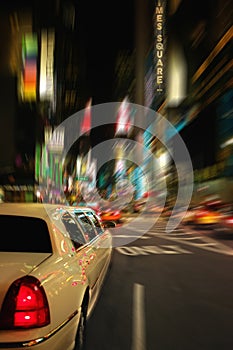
[0,310,78,348]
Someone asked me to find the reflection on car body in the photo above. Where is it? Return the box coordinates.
[0,203,112,350]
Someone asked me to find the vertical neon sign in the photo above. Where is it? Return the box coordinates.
[153,0,166,94]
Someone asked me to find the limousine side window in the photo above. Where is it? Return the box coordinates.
[61,212,86,248]
[85,211,104,235]
[75,212,97,241]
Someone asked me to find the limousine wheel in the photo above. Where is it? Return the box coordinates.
[75,302,88,350]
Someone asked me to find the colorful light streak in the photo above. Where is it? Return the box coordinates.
[22,33,38,100]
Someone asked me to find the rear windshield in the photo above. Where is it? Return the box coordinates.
[0,215,52,253]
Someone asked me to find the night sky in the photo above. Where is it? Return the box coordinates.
[80,0,135,103]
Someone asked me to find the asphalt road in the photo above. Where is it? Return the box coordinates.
[85,216,233,350]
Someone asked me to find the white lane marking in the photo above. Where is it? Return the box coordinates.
[179,229,233,255]
[148,228,233,256]
[118,221,233,255]
[113,235,150,240]
[132,283,146,350]
[171,236,206,240]
[115,244,192,256]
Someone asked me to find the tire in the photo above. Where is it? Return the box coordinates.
[74,303,87,350]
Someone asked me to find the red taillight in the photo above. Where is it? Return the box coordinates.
[0,276,50,329]
[226,218,233,225]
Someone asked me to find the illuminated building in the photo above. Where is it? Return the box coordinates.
[112,0,233,203]
[1,0,232,205]
[166,0,233,203]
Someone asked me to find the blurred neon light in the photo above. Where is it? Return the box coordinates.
[39,29,55,101]
[81,98,92,135]
[22,33,38,100]
[115,96,131,135]
[220,137,233,148]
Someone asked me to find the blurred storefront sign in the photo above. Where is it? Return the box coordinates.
[45,126,64,152]
[2,184,34,191]
[194,162,225,182]
[1,184,34,202]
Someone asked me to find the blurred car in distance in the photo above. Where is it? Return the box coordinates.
[98,208,122,224]
[182,204,222,226]
[0,203,112,350]
[194,205,222,225]
[214,206,233,235]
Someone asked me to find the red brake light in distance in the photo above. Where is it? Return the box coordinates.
[0,276,50,329]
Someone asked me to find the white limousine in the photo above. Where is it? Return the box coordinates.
[0,203,113,350]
